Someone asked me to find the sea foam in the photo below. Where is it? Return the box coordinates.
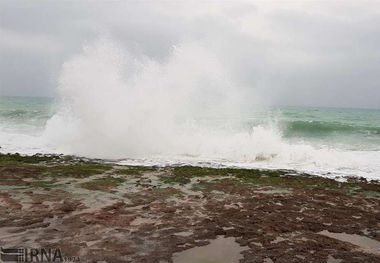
[1,38,380,180]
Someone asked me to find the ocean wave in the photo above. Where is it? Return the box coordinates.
[283,120,380,136]
[0,38,379,180]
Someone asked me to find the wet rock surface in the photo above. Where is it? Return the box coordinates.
[0,153,380,263]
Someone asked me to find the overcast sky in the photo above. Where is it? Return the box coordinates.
[1,0,380,109]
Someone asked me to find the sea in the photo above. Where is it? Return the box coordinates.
[1,96,379,180]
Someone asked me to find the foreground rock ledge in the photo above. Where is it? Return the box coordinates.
[0,153,379,263]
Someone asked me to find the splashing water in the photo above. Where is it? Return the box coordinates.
[1,38,380,180]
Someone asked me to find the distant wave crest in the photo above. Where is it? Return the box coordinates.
[284,120,380,136]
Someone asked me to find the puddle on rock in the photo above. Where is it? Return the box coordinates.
[255,188,292,194]
[319,230,380,255]
[173,231,193,237]
[271,236,287,244]
[130,216,157,226]
[327,255,343,263]
[172,236,248,263]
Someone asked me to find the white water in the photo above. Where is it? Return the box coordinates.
[1,38,380,180]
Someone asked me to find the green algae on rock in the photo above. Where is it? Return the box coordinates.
[0,153,379,263]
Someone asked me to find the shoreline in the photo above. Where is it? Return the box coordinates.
[2,151,379,183]
[0,153,379,262]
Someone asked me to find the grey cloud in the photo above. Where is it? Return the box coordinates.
[0,0,379,109]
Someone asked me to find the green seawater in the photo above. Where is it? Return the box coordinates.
[1,96,379,151]
[0,96,56,134]
[278,106,380,151]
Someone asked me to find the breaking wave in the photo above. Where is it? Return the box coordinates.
[1,38,380,180]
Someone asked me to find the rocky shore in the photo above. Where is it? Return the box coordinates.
[0,153,379,263]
